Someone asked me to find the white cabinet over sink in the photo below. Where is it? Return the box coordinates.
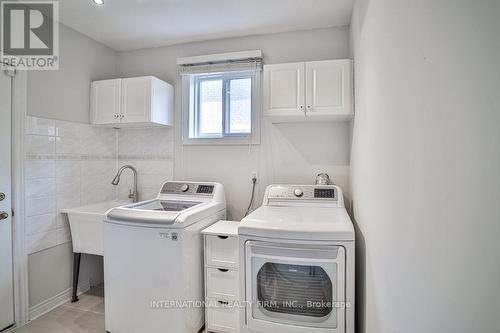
[263,59,353,122]
[91,79,121,125]
[91,76,173,127]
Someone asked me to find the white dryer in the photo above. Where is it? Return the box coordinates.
[238,184,354,333]
[104,181,226,333]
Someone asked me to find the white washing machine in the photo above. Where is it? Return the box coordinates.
[238,184,354,333]
[104,181,226,333]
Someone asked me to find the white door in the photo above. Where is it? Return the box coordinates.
[305,60,352,117]
[121,77,152,123]
[263,63,305,117]
[91,79,122,125]
[0,70,15,330]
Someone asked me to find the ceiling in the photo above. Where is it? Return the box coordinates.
[55,0,353,51]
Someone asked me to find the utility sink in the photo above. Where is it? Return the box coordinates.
[61,200,130,256]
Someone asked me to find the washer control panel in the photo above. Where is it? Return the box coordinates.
[160,182,215,196]
[267,185,337,201]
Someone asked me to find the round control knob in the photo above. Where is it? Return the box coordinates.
[294,188,303,197]
[180,184,190,192]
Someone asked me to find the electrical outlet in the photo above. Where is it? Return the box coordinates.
[251,172,258,183]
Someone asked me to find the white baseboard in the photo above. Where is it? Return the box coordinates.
[92,277,104,287]
[1,324,17,333]
[28,279,91,321]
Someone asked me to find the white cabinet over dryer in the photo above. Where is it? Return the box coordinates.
[263,62,305,117]
[263,59,353,122]
[91,76,173,127]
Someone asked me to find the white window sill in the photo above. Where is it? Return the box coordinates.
[182,135,260,145]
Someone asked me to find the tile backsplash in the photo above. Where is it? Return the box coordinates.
[116,128,174,201]
[24,116,174,254]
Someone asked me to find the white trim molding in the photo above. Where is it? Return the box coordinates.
[11,69,29,327]
[28,279,91,321]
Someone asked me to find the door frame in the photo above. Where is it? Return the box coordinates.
[7,67,29,328]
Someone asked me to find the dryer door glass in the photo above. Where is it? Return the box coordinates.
[246,241,345,330]
[257,262,333,317]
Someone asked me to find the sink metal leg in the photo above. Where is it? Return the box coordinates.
[71,252,81,303]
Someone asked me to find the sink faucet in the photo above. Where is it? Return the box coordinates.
[111,165,138,203]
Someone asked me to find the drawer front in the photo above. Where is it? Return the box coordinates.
[206,235,238,268]
[207,299,239,333]
[206,268,239,300]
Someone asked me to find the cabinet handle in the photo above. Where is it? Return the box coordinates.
[120,114,124,118]
[217,268,229,272]
[217,235,228,239]
[113,114,118,118]
[218,301,229,305]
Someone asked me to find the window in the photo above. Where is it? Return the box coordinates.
[179,52,262,145]
[192,72,252,138]
[184,71,259,144]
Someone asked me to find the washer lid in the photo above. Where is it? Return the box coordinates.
[133,199,202,212]
[239,206,355,241]
[105,199,203,225]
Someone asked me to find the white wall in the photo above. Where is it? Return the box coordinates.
[28,24,118,123]
[350,0,500,332]
[25,25,118,309]
[117,27,351,219]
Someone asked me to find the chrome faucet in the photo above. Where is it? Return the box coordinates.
[111,165,138,203]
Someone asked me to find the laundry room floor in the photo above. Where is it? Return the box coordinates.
[14,285,105,333]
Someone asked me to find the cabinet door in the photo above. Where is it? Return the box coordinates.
[305,59,352,117]
[121,77,152,123]
[91,79,121,125]
[150,78,174,126]
[263,63,305,117]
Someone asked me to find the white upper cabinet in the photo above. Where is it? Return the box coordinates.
[264,59,353,122]
[263,62,305,118]
[305,60,352,116]
[121,77,151,123]
[91,76,173,127]
[91,79,121,125]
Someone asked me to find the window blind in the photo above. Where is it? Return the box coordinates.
[178,58,262,75]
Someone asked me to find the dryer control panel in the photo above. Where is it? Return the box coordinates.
[264,184,344,207]
[267,185,338,201]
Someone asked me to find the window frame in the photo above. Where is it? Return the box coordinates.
[182,70,261,145]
